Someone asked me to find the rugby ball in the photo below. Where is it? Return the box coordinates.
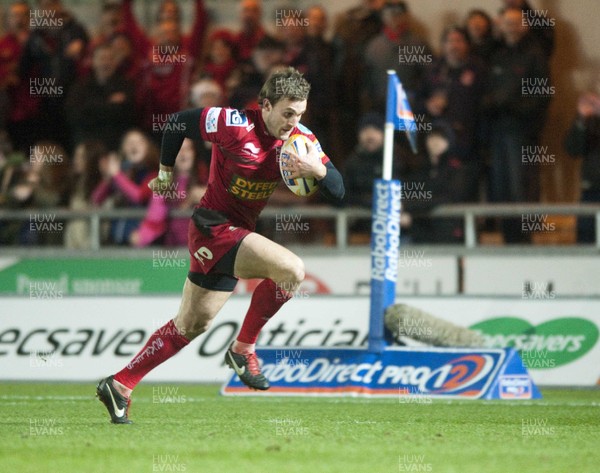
[279,134,319,197]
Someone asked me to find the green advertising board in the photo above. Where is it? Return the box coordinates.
[0,257,189,295]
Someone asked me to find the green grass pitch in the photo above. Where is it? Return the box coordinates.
[1,383,598,473]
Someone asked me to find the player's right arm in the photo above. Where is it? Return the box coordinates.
[148,108,204,194]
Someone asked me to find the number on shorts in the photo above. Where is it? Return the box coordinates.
[193,246,213,265]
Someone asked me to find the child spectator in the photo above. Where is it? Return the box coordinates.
[92,130,159,244]
[401,123,469,244]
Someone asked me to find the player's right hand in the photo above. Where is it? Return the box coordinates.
[148,169,174,195]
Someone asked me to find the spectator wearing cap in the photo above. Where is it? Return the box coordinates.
[344,112,409,241]
[417,25,485,201]
[344,113,400,208]
[363,0,432,113]
[401,122,470,243]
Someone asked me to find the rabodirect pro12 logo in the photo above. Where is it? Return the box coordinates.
[418,354,496,394]
[223,349,505,398]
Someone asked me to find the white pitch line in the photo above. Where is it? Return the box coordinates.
[0,394,598,407]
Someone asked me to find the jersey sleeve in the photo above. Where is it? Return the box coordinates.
[200,107,250,150]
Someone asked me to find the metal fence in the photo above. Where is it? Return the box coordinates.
[1,203,600,250]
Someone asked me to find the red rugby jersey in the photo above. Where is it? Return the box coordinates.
[198,107,329,231]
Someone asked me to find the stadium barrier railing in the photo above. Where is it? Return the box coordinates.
[1,203,600,250]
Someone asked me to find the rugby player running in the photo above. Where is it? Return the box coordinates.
[97,67,345,423]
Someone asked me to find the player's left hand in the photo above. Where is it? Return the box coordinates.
[285,140,326,180]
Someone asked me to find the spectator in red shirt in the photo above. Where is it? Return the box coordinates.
[122,0,206,62]
[234,0,266,62]
[122,0,208,134]
[202,29,238,93]
[156,0,181,24]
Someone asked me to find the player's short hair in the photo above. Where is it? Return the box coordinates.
[258,67,311,107]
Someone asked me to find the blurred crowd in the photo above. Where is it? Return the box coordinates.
[0,0,598,247]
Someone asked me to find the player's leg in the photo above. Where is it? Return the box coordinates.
[97,278,232,423]
[234,232,305,347]
[234,231,305,284]
[172,278,233,338]
[114,279,232,388]
[223,232,305,390]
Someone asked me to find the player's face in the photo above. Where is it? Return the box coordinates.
[262,98,307,140]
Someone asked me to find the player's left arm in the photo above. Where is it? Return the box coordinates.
[286,139,345,202]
